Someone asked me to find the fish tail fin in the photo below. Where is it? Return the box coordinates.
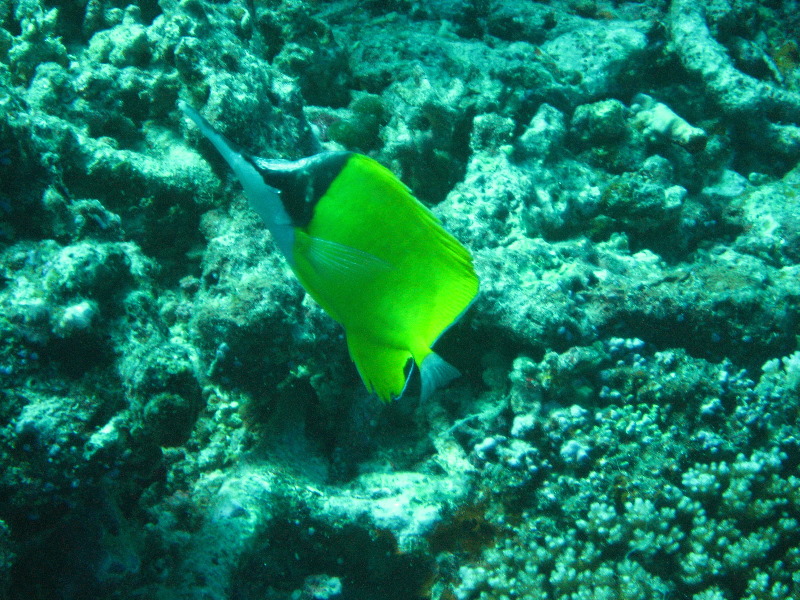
[419,351,461,401]
[347,334,413,403]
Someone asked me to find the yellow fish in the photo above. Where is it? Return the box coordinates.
[179,101,479,402]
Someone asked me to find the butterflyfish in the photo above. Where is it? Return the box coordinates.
[179,100,479,402]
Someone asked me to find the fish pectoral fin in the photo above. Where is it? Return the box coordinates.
[305,235,392,282]
[347,334,412,403]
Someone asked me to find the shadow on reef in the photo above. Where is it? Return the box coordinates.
[7,488,147,600]
[230,518,434,600]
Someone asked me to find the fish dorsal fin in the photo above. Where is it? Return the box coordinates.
[303,233,393,282]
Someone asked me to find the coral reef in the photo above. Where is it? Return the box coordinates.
[453,345,800,600]
[669,0,800,171]
[1,0,799,598]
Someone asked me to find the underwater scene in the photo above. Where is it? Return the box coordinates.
[2,0,800,598]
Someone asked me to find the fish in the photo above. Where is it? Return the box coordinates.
[178,101,479,402]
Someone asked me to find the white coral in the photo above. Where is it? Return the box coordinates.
[632,93,708,151]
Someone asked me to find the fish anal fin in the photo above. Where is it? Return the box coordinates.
[347,333,412,403]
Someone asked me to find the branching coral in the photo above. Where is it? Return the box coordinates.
[669,0,800,161]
